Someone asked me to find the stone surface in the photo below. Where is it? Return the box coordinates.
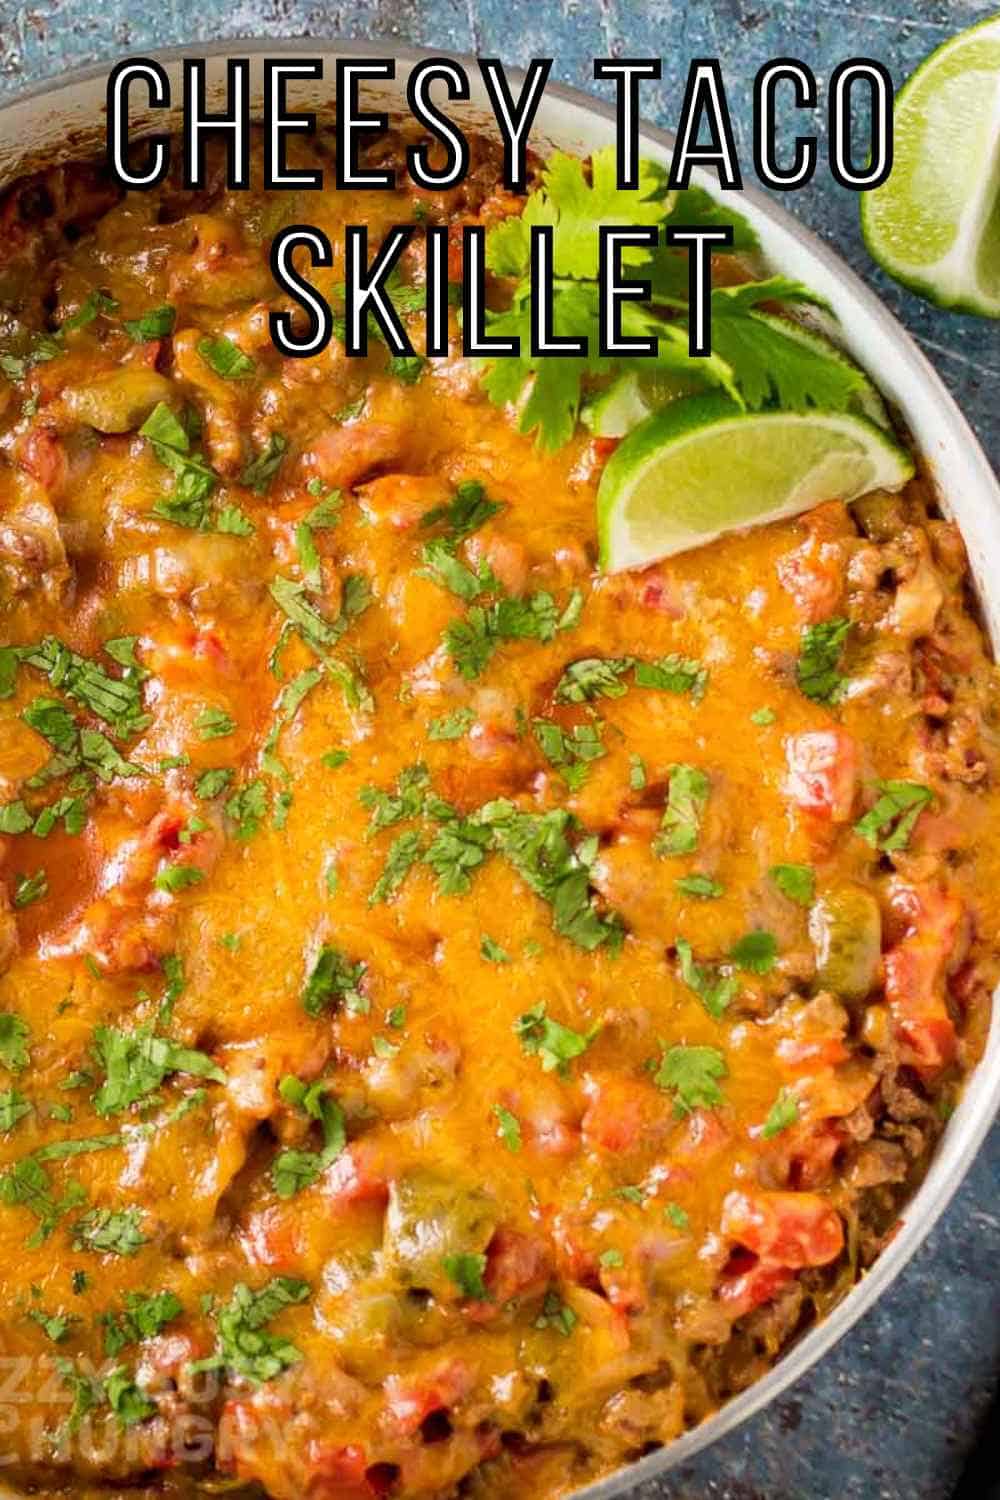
[0,3,997,1496]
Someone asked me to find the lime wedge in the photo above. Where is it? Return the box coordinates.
[597,395,915,572]
[860,14,1000,315]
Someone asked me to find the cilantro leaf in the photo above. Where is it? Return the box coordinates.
[730,930,778,974]
[854,780,933,851]
[123,305,176,342]
[369,829,425,906]
[187,1278,310,1384]
[555,657,632,703]
[675,937,737,1020]
[420,481,503,541]
[272,1076,346,1197]
[797,617,851,703]
[761,1086,800,1139]
[423,814,492,895]
[0,1088,31,1131]
[481,935,511,964]
[428,706,476,741]
[492,1103,521,1151]
[301,946,366,1017]
[654,764,709,857]
[72,1207,147,1257]
[241,433,288,493]
[675,873,723,899]
[197,336,255,379]
[92,1026,224,1116]
[770,863,815,906]
[442,1252,489,1300]
[653,1043,727,1115]
[514,1001,598,1076]
[633,654,708,700]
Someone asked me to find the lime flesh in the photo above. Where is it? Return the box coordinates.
[597,395,914,573]
[861,14,1000,315]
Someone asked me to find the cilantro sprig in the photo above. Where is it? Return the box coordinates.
[481,148,865,450]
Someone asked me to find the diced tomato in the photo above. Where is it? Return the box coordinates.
[303,1442,379,1500]
[580,1073,646,1154]
[776,1036,851,1072]
[776,500,851,622]
[721,1189,844,1268]
[383,1359,475,1436]
[482,1228,551,1306]
[672,1107,730,1163]
[321,1141,389,1209]
[717,1259,794,1318]
[239,1205,303,1270]
[883,880,966,1075]
[783,729,859,822]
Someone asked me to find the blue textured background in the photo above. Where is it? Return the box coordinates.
[0,4,997,1497]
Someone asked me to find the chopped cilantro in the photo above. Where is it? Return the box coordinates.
[240,432,288,493]
[751,706,776,726]
[72,1207,147,1257]
[854,780,933,851]
[271,1076,346,1198]
[555,656,631,704]
[301,946,366,1017]
[102,1290,182,1357]
[369,829,425,906]
[634,653,707,701]
[730,930,778,974]
[104,1365,156,1427]
[197,336,255,379]
[428,706,476,741]
[534,1289,577,1337]
[0,1089,31,1131]
[196,705,235,740]
[92,1025,224,1115]
[532,717,605,790]
[423,813,492,895]
[769,863,815,906]
[13,870,47,908]
[493,1103,522,1152]
[187,1277,310,1384]
[629,754,646,790]
[665,1201,690,1230]
[152,864,203,894]
[480,799,623,952]
[653,1043,727,1115]
[481,935,511,964]
[675,873,723,899]
[20,636,150,738]
[195,767,233,799]
[123,305,175,342]
[599,1248,624,1269]
[655,764,709,857]
[225,779,268,841]
[675,938,737,1020]
[797,617,851,703]
[515,1001,598,1077]
[761,1087,800,1139]
[216,504,255,536]
[442,1252,489,1300]
[420,480,503,541]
